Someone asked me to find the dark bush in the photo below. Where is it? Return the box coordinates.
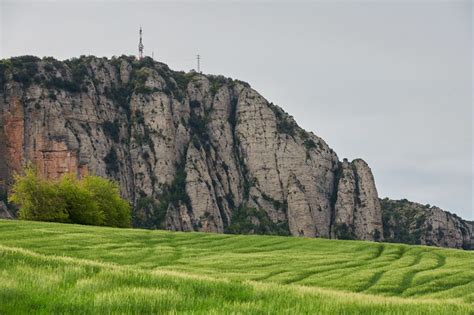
[105,86,132,117]
[303,139,317,150]
[188,111,210,149]
[333,223,356,240]
[104,147,119,174]
[0,60,11,88]
[10,56,40,87]
[276,119,296,136]
[131,68,153,94]
[134,197,166,229]
[189,100,201,109]
[103,120,121,142]
[226,205,290,236]
[44,77,81,93]
[172,71,193,90]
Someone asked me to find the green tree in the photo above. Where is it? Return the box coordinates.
[8,166,131,228]
[9,166,69,222]
[81,176,131,227]
[58,174,104,226]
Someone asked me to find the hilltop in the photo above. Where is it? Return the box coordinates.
[0,55,471,248]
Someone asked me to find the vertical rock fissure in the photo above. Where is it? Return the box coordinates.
[228,92,247,203]
[329,161,342,237]
[351,162,362,209]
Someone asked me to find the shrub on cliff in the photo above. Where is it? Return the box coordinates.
[8,166,131,227]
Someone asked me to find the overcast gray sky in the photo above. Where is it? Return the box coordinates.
[1,0,472,219]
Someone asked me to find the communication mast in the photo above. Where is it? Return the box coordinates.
[138,27,144,60]
[196,54,201,73]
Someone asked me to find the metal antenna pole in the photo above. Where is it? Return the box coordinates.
[197,54,201,73]
[138,27,144,60]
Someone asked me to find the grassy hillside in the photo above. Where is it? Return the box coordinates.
[0,220,472,314]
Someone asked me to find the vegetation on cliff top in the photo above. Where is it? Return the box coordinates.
[0,220,472,314]
[381,198,427,245]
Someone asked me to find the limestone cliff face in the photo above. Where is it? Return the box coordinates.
[380,198,471,249]
[0,55,469,249]
[333,159,383,241]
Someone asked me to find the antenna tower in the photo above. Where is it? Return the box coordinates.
[138,27,144,60]
[196,54,201,73]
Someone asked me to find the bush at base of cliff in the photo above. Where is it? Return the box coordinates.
[226,205,290,236]
[333,223,356,240]
[8,166,131,228]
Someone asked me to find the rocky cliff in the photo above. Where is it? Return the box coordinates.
[380,198,471,249]
[0,55,470,248]
[333,159,384,241]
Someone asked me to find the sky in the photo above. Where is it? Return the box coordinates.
[1,0,473,219]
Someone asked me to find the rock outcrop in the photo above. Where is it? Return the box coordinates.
[0,55,470,248]
[0,201,13,219]
[380,198,471,249]
[333,159,383,241]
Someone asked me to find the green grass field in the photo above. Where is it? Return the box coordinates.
[0,220,472,314]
